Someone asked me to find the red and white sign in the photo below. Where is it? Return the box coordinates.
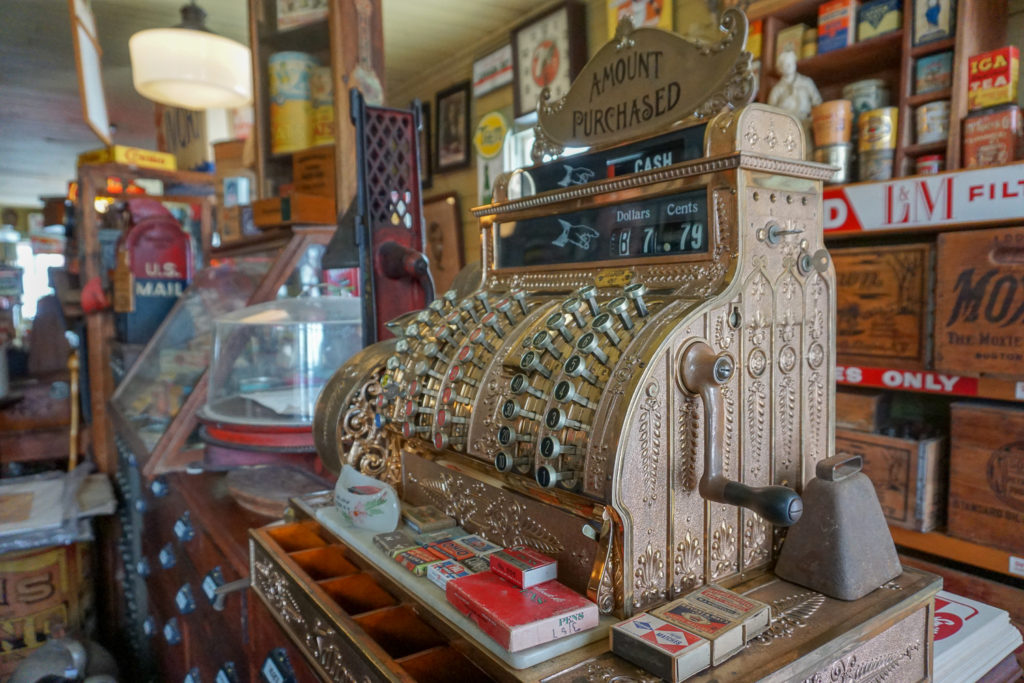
[824,163,1024,234]
[837,365,978,396]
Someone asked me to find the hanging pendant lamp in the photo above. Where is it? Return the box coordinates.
[129,1,252,111]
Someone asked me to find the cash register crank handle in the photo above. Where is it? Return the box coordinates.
[377,240,435,305]
[679,341,803,527]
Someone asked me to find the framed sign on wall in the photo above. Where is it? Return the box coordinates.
[435,82,471,172]
[511,1,587,119]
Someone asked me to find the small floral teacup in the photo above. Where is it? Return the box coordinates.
[333,465,400,533]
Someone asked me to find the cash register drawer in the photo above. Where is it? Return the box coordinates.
[250,520,493,682]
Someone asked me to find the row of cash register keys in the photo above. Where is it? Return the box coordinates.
[377,282,659,492]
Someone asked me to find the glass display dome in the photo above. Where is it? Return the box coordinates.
[204,296,362,428]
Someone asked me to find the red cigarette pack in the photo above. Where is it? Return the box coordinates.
[446,571,598,652]
[428,539,476,562]
[488,546,557,588]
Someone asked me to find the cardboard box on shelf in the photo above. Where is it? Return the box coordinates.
[77,145,177,171]
[775,24,808,64]
[818,0,858,54]
[836,427,946,532]
[968,47,1020,111]
[292,145,335,198]
[948,402,1024,555]
[251,193,336,228]
[836,388,891,432]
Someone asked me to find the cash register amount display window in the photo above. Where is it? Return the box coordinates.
[494,188,708,269]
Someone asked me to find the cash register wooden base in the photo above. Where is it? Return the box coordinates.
[250,495,940,683]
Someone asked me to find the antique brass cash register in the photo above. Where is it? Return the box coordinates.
[250,12,939,682]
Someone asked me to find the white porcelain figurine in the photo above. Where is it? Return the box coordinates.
[768,50,822,125]
[333,465,400,533]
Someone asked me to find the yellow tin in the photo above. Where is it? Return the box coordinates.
[858,106,899,151]
[269,51,316,155]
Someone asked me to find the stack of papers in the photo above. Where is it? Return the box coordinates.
[933,590,1023,682]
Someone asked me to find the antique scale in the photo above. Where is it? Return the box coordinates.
[251,11,940,682]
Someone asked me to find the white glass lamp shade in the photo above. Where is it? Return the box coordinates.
[130,28,252,110]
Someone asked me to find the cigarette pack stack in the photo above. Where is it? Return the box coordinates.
[414,527,467,545]
[489,546,557,588]
[446,571,598,652]
[427,559,472,590]
[458,534,502,555]
[611,613,712,682]
[394,546,445,576]
[428,539,476,562]
[462,556,491,573]
[372,530,417,557]
[652,585,770,665]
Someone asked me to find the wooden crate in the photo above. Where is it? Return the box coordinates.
[935,227,1024,378]
[833,243,933,369]
[949,402,1024,555]
[836,428,946,532]
[835,388,891,432]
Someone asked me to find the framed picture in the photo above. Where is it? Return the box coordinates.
[435,82,471,172]
[912,0,955,47]
[511,1,588,119]
[422,193,464,293]
[414,99,433,189]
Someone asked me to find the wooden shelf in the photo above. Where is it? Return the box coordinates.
[889,526,1024,580]
[747,0,821,23]
[910,37,956,58]
[836,363,1024,403]
[901,140,949,157]
[796,32,903,86]
[907,88,952,107]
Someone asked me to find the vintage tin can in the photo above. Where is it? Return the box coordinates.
[802,28,818,59]
[859,149,894,180]
[968,46,1020,111]
[913,0,955,47]
[915,51,953,94]
[843,79,890,120]
[812,99,854,145]
[269,51,316,154]
[858,0,901,41]
[915,99,950,143]
[310,66,334,146]
[818,0,857,54]
[915,153,945,174]
[813,143,854,184]
[858,106,898,151]
[962,104,1023,168]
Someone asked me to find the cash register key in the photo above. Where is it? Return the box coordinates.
[546,312,574,343]
[434,324,456,345]
[578,285,600,316]
[511,288,529,315]
[460,299,482,323]
[494,451,530,472]
[423,342,451,364]
[532,330,563,360]
[374,395,389,411]
[510,373,547,400]
[404,400,435,417]
[457,344,486,369]
[519,350,553,379]
[428,300,447,318]
[385,356,406,373]
[481,311,506,338]
[434,432,465,450]
[608,298,635,330]
[564,354,600,387]
[402,422,429,438]
[591,313,621,346]
[562,297,587,327]
[468,327,497,353]
[442,289,459,307]
[553,381,596,410]
[416,310,433,325]
[446,310,469,335]
[414,360,444,381]
[540,435,579,458]
[475,291,494,313]
[576,332,610,365]
[395,338,411,354]
[502,399,540,422]
[404,322,424,340]
[545,407,589,432]
[441,386,472,406]
[496,297,517,325]
[447,365,479,387]
[536,464,577,489]
[624,282,650,317]
[497,424,533,445]
[436,408,468,426]
[407,380,437,399]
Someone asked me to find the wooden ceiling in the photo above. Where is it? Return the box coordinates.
[0,0,547,207]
